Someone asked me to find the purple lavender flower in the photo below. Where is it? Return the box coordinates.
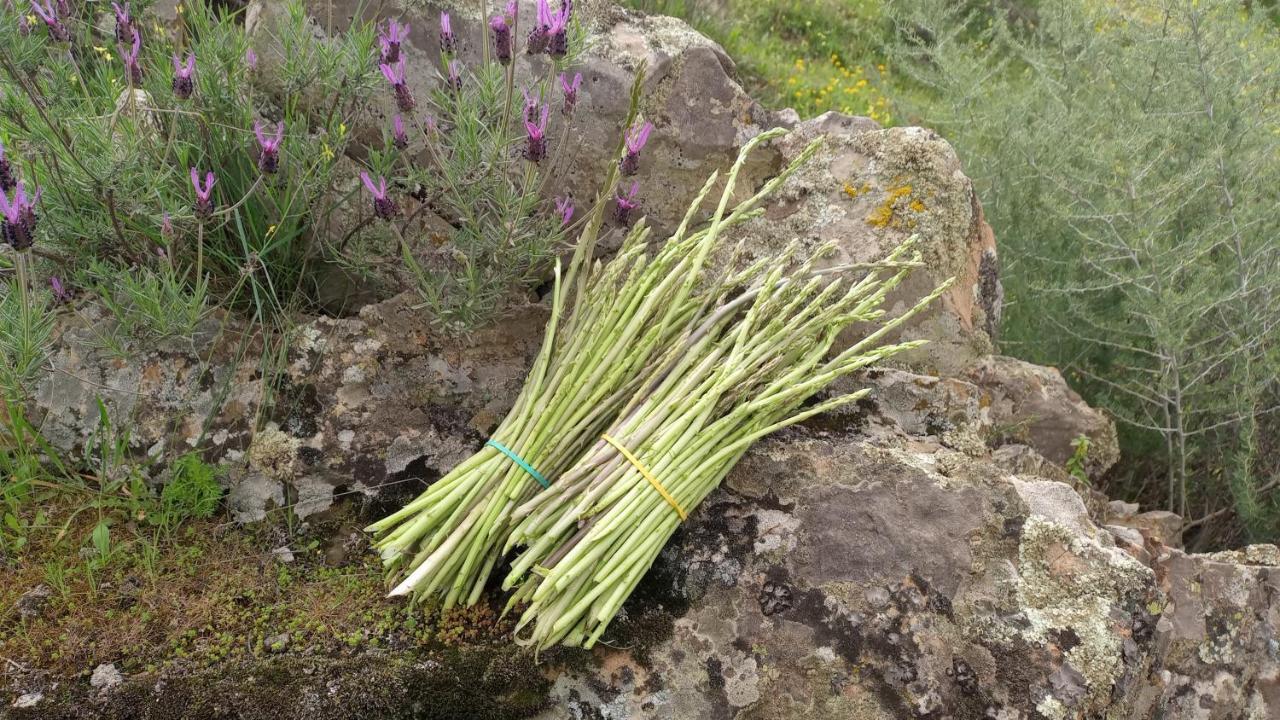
[245,48,258,72]
[446,60,462,93]
[560,72,582,115]
[0,140,15,193]
[379,19,409,64]
[620,121,653,176]
[555,196,574,226]
[111,2,133,44]
[522,87,540,124]
[360,171,397,220]
[490,15,512,66]
[18,15,32,37]
[49,276,72,303]
[439,12,455,56]
[161,212,175,241]
[613,181,640,225]
[547,0,571,58]
[254,120,284,175]
[527,0,552,54]
[523,105,549,163]
[120,29,143,86]
[392,115,408,150]
[0,182,42,251]
[31,0,69,42]
[424,114,439,137]
[380,59,416,112]
[190,167,216,218]
[172,53,196,100]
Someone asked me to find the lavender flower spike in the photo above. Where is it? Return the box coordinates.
[392,115,408,150]
[254,120,285,174]
[31,0,69,42]
[360,171,397,220]
[555,196,574,226]
[379,19,409,64]
[380,59,416,112]
[523,105,549,163]
[490,14,512,66]
[190,167,216,218]
[548,0,570,58]
[446,60,463,93]
[439,12,455,56]
[522,87,540,124]
[620,121,653,176]
[120,30,143,86]
[560,72,582,115]
[50,276,72,303]
[172,53,196,100]
[111,1,133,44]
[613,181,640,225]
[245,48,258,72]
[527,0,552,54]
[0,182,42,251]
[0,140,15,192]
[161,212,175,241]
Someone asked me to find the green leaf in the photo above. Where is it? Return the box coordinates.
[91,521,111,558]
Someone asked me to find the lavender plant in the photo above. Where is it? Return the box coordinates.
[0,0,378,348]
[347,0,598,330]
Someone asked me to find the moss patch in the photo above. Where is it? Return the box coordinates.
[1,497,554,716]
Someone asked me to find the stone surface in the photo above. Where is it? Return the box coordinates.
[967,354,1121,477]
[718,112,1002,374]
[536,412,1279,720]
[89,664,123,692]
[14,584,52,619]
[30,293,546,520]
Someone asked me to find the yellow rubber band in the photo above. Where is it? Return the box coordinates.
[600,433,687,521]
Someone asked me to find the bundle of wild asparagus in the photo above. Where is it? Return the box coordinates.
[367,125,823,607]
[500,237,952,649]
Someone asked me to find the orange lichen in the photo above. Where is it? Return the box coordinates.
[866,184,913,228]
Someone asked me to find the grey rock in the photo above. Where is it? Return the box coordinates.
[715,114,1002,374]
[966,354,1121,476]
[265,632,291,653]
[540,420,1278,719]
[15,584,52,619]
[12,692,43,708]
[90,663,123,691]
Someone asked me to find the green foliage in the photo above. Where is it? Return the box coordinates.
[0,0,375,332]
[622,0,896,122]
[885,0,1280,544]
[89,259,209,342]
[350,24,585,331]
[159,452,223,527]
[1067,435,1091,485]
[0,263,54,398]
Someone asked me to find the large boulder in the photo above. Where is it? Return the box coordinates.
[536,397,1279,720]
[719,113,1002,375]
[29,294,547,521]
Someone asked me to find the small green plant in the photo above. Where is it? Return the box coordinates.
[0,266,55,398]
[89,259,209,342]
[157,452,223,531]
[1066,434,1091,485]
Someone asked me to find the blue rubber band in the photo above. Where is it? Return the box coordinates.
[486,439,550,488]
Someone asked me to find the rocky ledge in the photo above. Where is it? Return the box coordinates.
[8,0,1278,718]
